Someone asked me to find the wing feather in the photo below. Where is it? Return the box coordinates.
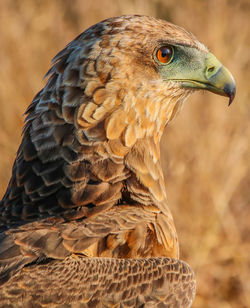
[0,256,196,308]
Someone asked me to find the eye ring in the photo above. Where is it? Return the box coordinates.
[155,45,174,64]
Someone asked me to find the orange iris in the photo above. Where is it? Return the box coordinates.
[156,46,173,64]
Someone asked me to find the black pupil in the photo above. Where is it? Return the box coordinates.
[161,47,171,58]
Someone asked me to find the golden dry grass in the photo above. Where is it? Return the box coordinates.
[0,0,249,307]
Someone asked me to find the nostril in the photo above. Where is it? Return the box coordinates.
[207,66,215,73]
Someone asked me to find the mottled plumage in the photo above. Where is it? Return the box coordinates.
[0,15,235,307]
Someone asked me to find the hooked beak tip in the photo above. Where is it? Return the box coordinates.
[223,83,236,106]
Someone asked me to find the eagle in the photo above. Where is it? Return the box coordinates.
[0,15,235,307]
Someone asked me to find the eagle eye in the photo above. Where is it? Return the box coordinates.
[155,46,174,64]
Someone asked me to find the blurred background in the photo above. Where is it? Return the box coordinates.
[0,0,249,307]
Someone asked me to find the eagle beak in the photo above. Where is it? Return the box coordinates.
[181,52,236,106]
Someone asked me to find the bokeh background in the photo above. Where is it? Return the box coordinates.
[0,0,249,307]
